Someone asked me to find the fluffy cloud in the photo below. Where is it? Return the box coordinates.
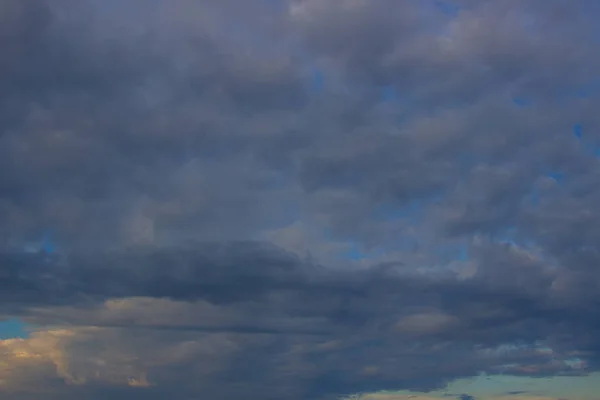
[1,0,600,399]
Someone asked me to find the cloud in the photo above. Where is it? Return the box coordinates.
[1,241,599,398]
[2,0,600,399]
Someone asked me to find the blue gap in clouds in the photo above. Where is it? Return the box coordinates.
[458,245,468,262]
[494,226,540,253]
[512,97,531,107]
[527,171,564,207]
[573,123,583,140]
[22,229,58,254]
[378,84,416,128]
[433,0,461,17]
[380,85,397,103]
[0,319,29,339]
[310,68,324,93]
[341,242,368,261]
[41,231,56,254]
[528,171,566,207]
[575,79,600,99]
[529,188,540,206]
[572,123,600,157]
[494,226,520,247]
[546,171,565,184]
[321,228,364,261]
[338,240,388,261]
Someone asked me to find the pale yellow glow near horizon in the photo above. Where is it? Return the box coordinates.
[346,372,600,400]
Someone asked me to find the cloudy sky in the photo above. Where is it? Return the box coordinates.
[1,0,600,399]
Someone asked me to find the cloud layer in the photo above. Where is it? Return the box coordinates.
[1,0,600,399]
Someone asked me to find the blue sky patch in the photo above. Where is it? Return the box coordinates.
[381,85,397,103]
[546,171,565,184]
[495,226,519,247]
[576,79,600,98]
[41,232,56,254]
[529,187,540,206]
[511,97,531,107]
[433,0,461,17]
[571,123,600,158]
[311,68,324,93]
[573,123,583,139]
[458,245,469,262]
[0,319,29,339]
[341,243,367,261]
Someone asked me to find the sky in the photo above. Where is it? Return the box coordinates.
[1,0,600,399]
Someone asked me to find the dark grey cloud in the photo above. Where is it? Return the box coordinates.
[2,0,600,399]
[1,240,600,398]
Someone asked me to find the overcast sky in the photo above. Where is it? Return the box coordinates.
[1,1,600,399]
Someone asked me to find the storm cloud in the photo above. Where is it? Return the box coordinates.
[1,0,600,399]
